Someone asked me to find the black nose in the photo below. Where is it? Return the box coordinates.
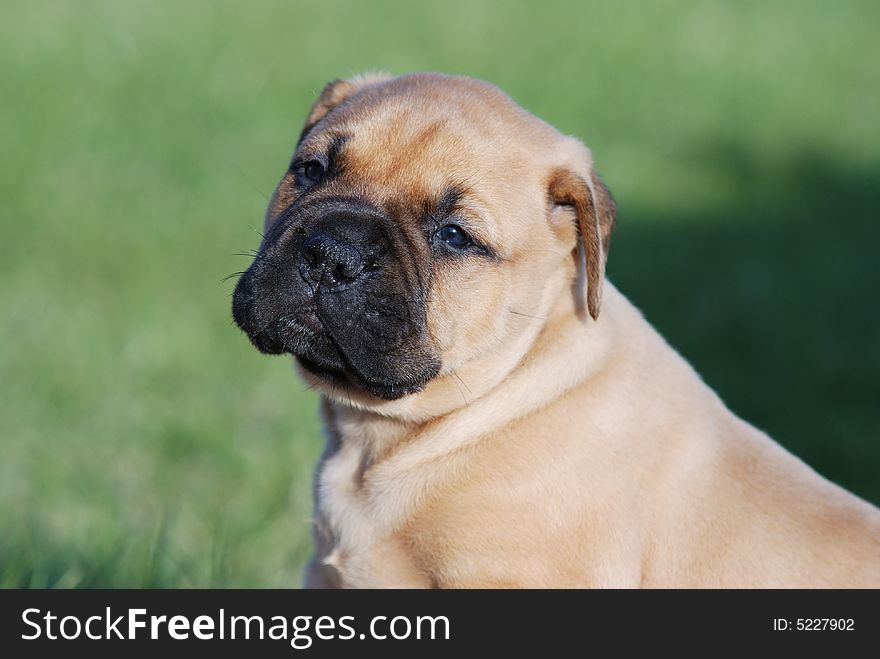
[300,232,367,287]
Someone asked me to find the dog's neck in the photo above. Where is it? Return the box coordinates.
[320,277,628,475]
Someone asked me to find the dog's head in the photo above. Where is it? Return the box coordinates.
[232,73,615,403]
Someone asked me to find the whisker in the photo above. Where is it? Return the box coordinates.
[301,372,323,393]
[450,372,470,406]
[453,371,473,397]
[221,271,246,283]
[508,309,547,321]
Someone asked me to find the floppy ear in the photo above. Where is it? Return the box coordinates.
[298,73,392,143]
[548,167,616,320]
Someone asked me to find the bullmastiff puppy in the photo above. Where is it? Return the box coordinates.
[232,72,880,588]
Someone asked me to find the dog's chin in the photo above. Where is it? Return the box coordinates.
[235,305,439,401]
[295,354,434,401]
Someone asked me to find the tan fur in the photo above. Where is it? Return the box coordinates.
[282,73,880,588]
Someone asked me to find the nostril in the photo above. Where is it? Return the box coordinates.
[300,235,321,267]
[302,248,318,266]
[300,234,331,266]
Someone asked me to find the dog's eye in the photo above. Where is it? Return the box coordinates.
[436,224,472,249]
[304,161,325,182]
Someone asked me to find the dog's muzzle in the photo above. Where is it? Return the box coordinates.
[231,197,440,399]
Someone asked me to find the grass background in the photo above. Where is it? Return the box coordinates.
[1,0,878,587]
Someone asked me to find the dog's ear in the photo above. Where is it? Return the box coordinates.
[298,73,392,143]
[548,167,616,320]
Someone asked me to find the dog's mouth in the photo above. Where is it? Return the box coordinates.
[246,312,352,382]
[294,344,437,401]
[244,311,438,401]
[296,354,350,387]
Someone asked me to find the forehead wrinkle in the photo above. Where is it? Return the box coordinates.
[340,96,478,156]
[433,185,463,219]
[326,132,349,161]
[298,129,349,157]
[405,118,449,155]
[343,131,481,200]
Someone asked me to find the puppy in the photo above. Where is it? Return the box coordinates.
[233,72,880,587]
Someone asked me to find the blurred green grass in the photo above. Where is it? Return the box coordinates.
[1,0,878,587]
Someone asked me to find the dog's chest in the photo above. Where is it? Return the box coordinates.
[313,440,429,588]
